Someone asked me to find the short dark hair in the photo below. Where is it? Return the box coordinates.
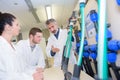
[45,18,56,25]
[0,12,16,35]
[29,27,42,37]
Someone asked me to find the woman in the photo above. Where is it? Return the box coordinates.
[0,12,43,80]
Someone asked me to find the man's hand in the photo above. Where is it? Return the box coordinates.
[33,68,44,80]
[51,45,60,53]
[36,67,44,73]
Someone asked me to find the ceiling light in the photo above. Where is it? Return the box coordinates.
[45,5,52,19]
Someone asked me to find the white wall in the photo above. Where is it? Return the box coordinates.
[22,31,29,40]
[107,0,120,40]
[85,0,98,45]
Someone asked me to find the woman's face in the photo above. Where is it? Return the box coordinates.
[10,19,21,36]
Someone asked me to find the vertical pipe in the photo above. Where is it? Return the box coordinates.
[77,2,85,66]
[71,1,86,79]
[97,0,108,79]
[65,24,73,58]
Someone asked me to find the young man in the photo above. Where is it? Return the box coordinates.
[46,18,76,67]
[16,27,45,69]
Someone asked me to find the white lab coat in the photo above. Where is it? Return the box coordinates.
[46,29,77,67]
[16,39,45,69]
[0,36,34,80]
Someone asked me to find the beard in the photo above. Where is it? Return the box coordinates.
[52,30,57,34]
[32,39,39,44]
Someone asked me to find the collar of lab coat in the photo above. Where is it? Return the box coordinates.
[0,36,16,50]
[26,39,39,52]
[27,39,38,47]
[27,39,31,47]
[51,29,62,40]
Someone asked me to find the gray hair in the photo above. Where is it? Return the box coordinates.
[45,18,57,25]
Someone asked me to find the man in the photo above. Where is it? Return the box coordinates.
[46,18,76,67]
[16,27,45,69]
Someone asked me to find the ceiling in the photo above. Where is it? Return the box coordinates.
[0,0,78,32]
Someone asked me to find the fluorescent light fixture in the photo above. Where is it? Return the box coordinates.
[45,5,52,19]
